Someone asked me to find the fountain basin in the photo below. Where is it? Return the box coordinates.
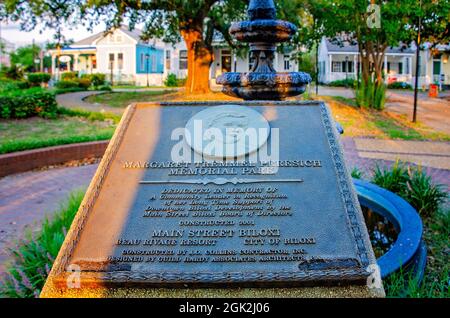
[354,179,427,283]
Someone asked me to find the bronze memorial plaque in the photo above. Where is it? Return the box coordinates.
[42,101,378,293]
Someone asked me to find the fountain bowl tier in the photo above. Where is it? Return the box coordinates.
[230,19,297,44]
[217,71,312,100]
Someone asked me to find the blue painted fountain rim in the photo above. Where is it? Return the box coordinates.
[353,179,424,278]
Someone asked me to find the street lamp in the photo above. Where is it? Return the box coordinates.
[145,53,150,87]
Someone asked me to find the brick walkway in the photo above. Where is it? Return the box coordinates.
[341,137,450,189]
[0,137,448,276]
[0,164,98,273]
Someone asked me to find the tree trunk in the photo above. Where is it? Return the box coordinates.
[181,29,214,94]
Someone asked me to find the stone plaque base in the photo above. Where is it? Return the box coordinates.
[41,101,383,298]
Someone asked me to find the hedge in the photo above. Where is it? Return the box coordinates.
[0,88,58,119]
[81,73,106,88]
[327,78,356,87]
[387,82,412,89]
[27,73,51,86]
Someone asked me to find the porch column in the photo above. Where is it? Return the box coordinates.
[329,54,332,82]
[408,57,412,75]
[51,53,56,77]
[353,54,357,78]
[73,53,79,72]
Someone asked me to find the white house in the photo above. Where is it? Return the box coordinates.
[318,37,415,85]
[49,26,165,86]
[415,42,450,89]
[49,26,300,86]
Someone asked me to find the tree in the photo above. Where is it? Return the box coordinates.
[10,45,41,72]
[292,0,333,95]
[1,0,247,94]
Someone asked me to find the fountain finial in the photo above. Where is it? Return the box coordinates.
[216,0,311,100]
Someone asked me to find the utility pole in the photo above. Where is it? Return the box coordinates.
[412,0,422,123]
[146,53,150,87]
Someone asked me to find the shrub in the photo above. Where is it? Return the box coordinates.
[3,64,25,80]
[350,167,364,179]
[328,78,356,87]
[55,80,80,89]
[76,77,92,89]
[372,161,447,217]
[372,160,409,193]
[388,82,412,90]
[53,87,86,95]
[27,73,51,87]
[97,85,112,91]
[164,73,179,87]
[81,73,105,88]
[0,88,58,119]
[0,79,30,92]
[402,167,447,217]
[60,71,78,81]
[355,77,386,110]
[0,190,84,298]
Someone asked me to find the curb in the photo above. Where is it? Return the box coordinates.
[0,141,109,178]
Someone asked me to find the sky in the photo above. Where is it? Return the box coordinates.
[0,21,108,48]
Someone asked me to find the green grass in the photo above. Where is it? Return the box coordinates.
[84,90,173,108]
[0,115,116,154]
[112,85,167,89]
[385,209,449,297]
[326,95,450,141]
[0,190,85,298]
[329,96,358,107]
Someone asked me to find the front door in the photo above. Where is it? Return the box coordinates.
[221,50,232,73]
[433,59,441,83]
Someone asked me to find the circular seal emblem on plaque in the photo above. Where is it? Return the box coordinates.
[185,105,270,158]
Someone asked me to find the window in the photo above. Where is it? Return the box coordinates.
[140,53,145,71]
[91,55,97,69]
[332,61,341,72]
[406,58,409,74]
[165,50,171,70]
[116,35,122,43]
[179,50,188,70]
[284,55,290,70]
[341,61,353,73]
[348,61,353,73]
[151,55,157,72]
[398,62,403,75]
[387,62,391,73]
[108,53,114,69]
[118,53,123,70]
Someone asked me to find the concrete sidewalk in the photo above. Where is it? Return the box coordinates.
[352,138,450,170]
[56,90,124,114]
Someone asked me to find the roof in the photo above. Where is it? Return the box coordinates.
[72,26,148,46]
[325,38,415,55]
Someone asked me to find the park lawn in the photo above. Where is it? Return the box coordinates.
[84,90,178,108]
[111,85,167,89]
[321,96,450,141]
[0,116,116,154]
